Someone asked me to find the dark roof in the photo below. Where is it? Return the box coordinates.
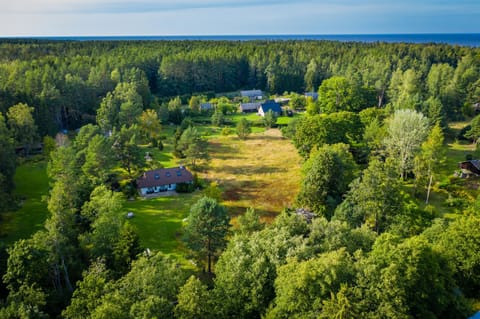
[137,167,193,188]
[240,89,263,97]
[260,100,282,114]
[305,92,319,100]
[296,208,316,223]
[239,102,261,111]
[200,103,213,110]
[459,160,480,175]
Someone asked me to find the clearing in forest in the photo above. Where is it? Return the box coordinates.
[202,129,303,221]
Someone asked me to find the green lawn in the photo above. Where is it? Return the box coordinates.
[122,192,203,262]
[0,161,50,244]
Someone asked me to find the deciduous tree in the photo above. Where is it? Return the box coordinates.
[384,109,429,179]
[297,143,358,218]
[6,103,38,155]
[236,118,252,140]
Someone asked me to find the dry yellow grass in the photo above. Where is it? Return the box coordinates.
[201,129,303,222]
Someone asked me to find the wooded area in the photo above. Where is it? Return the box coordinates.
[0,39,479,318]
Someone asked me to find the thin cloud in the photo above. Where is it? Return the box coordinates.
[2,0,478,15]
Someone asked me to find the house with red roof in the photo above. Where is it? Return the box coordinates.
[136,166,193,195]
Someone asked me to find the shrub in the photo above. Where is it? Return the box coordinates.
[176,182,195,193]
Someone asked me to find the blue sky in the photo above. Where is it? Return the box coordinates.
[1,0,479,36]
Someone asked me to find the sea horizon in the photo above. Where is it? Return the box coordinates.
[1,33,480,47]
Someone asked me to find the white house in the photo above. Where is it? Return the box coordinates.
[258,100,282,117]
[136,166,193,195]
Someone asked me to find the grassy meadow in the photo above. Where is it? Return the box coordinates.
[0,160,50,244]
[202,129,302,222]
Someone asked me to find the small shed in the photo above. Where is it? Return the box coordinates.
[459,160,480,177]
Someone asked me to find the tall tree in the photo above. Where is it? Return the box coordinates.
[334,158,404,234]
[6,103,38,155]
[183,197,230,273]
[304,58,320,92]
[267,249,355,319]
[97,82,143,132]
[318,76,355,113]
[62,261,111,319]
[138,109,161,144]
[465,114,480,143]
[111,125,144,178]
[0,112,15,212]
[414,123,445,203]
[81,134,115,187]
[175,276,212,319]
[177,126,209,168]
[384,109,429,179]
[297,143,358,218]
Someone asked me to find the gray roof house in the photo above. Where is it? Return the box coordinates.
[258,100,282,117]
[239,102,261,113]
[305,92,319,101]
[200,103,213,111]
[240,89,263,101]
[137,166,193,195]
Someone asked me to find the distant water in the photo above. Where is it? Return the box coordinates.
[9,34,480,47]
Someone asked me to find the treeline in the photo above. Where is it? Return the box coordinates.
[0,40,479,136]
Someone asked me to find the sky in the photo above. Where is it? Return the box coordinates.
[0,0,479,36]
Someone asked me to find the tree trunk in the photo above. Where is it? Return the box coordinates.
[207,238,211,273]
[425,174,433,204]
[377,89,385,108]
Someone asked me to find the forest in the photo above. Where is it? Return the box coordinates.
[0,39,479,318]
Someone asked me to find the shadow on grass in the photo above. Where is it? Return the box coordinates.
[215,164,287,176]
[208,141,240,160]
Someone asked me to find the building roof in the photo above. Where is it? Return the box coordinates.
[459,160,480,175]
[469,311,480,319]
[240,102,261,111]
[305,92,319,100]
[200,103,213,110]
[259,100,282,114]
[240,89,263,97]
[137,167,193,188]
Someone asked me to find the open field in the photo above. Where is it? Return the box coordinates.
[0,161,50,244]
[202,128,303,222]
[122,128,303,255]
[122,192,203,263]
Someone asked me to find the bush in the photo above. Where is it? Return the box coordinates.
[176,182,195,193]
[221,127,232,136]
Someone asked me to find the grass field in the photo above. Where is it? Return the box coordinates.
[122,192,203,262]
[122,128,302,256]
[202,128,302,222]
[0,160,50,244]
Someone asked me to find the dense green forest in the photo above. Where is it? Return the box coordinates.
[0,39,480,318]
